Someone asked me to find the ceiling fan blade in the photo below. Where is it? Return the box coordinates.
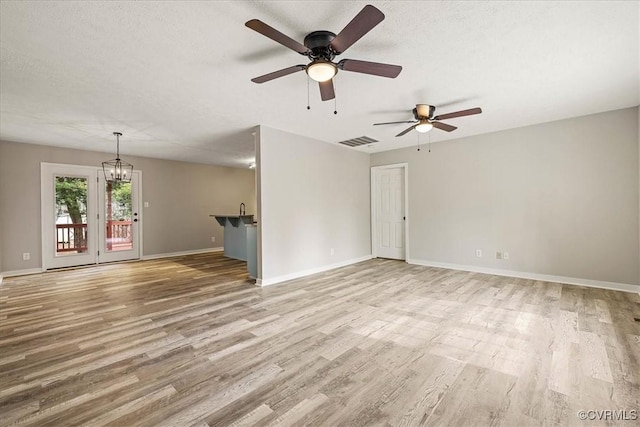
[433,107,482,121]
[319,79,335,101]
[396,125,417,137]
[245,19,311,55]
[338,59,402,78]
[432,121,458,132]
[330,5,385,54]
[251,65,306,83]
[373,120,417,126]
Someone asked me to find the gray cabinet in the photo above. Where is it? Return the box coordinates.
[211,215,254,261]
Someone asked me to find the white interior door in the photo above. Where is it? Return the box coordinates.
[373,166,406,260]
[41,163,98,269]
[98,170,141,263]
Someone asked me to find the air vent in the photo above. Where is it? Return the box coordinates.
[337,136,378,147]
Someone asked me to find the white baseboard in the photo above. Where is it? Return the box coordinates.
[258,255,373,287]
[1,268,46,280]
[0,248,225,281]
[408,258,640,294]
[141,247,224,261]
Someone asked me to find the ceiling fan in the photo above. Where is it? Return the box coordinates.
[374,104,482,137]
[245,5,402,101]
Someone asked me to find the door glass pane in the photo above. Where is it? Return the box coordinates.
[55,176,88,256]
[105,180,133,252]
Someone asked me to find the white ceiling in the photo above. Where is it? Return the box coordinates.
[1,1,638,168]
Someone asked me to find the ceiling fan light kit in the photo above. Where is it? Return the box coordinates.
[306,60,337,82]
[415,121,433,133]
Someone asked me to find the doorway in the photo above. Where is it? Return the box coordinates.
[41,163,141,269]
[371,163,408,260]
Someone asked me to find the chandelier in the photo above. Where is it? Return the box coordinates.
[102,132,133,183]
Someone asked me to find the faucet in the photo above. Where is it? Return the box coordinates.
[239,202,245,216]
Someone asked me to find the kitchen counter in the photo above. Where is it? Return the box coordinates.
[210,214,254,228]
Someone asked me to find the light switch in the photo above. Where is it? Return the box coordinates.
[144,201,149,208]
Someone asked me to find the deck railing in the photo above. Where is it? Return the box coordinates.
[106,220,132,249]
[56,221,132,252]
[56,223,88,252]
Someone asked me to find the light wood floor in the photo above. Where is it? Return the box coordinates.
[1,253,639,426]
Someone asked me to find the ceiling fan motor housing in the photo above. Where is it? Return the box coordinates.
[414,104,436,120]
[304,31,337,61]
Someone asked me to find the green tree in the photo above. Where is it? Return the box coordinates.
[55,177,87,249]
[111,182,131,219]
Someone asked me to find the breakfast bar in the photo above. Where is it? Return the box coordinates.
[210,214,254,261]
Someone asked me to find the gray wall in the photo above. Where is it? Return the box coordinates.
[0,139,256,273]
[258,125,371,284]
[371,107,639,286]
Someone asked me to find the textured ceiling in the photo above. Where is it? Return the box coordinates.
[1,1,638,168]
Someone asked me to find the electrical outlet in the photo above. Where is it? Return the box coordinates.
[211,236,215,242]
[144,201,149,208]
[503,252,509,260]
[22,252,30,261]
[496,252,502,260]
[475,249,482,258]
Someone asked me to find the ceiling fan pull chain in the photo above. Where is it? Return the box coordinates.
[428,132,431,153]
[306,76,310,110]
[333,79,337,115]
[417,132,421,151]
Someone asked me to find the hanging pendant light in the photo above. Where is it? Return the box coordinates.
[102,132,133,183]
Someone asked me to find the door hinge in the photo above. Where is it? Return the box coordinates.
[97,213,99,220]
[97,250,100,256]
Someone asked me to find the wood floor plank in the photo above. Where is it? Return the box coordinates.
[264,393,328,427]
[1,252,639,426]
[157,364,283,427]
[88,384,177,426]
[226,403,274,427]
[10,374,139,426]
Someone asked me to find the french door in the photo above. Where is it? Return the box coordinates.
[41,163,141,270]
[41,164,97,269]
[98,170,141,263]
